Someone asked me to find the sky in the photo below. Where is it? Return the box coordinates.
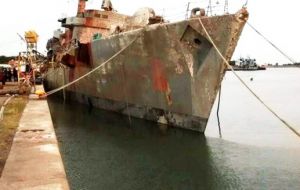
[0,0,299,65]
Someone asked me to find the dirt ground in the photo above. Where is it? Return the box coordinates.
[0,95,28,176]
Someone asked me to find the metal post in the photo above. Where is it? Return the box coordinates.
[62,68,66,101]
[33,69,36,93]
[17,53,21,85]
[185,2,191,20]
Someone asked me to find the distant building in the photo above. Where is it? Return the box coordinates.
[0,64,11,69]
[228,57,266,71]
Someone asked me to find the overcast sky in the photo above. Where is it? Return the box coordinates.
[0,0,299,64]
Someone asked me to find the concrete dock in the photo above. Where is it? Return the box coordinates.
[0,86,69,189]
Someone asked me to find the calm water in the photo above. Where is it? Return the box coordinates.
[48,68,300,190]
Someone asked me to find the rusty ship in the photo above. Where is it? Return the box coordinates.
[44,0,249,132]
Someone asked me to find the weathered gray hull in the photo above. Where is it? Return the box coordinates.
[45,14,247,132]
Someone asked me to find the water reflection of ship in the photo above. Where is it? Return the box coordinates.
[48,97,242,190]
[228,57,266,71]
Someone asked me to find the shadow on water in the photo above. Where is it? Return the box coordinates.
[48,96,243,190]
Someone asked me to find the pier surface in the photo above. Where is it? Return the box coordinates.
[0,86,69,189]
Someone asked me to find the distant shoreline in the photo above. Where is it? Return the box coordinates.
[267,65,300,68]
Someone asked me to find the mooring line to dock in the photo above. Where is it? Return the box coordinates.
[198,18,300,138]
[45,33,141,97]
[246,22,296,64]
[216,84,222,138]
[0,95,15,121]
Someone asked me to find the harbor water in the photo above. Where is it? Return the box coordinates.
[48,68,300,190]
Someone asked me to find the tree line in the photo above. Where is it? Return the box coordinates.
[0,55,16,64]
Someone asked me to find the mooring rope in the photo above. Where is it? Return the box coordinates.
[44,33,141,97]
[246,22,296,64]
[198,18,300,138]
[0,95,15,121]
[216,84,222,138]
[120,60,132,126]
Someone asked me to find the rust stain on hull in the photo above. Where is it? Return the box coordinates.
[150,58,168,92]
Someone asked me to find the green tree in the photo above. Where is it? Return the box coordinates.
[0,56,16,64]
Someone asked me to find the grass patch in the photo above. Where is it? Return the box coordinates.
[0,96,28,176]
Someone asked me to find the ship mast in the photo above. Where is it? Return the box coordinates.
[207,0,229,15]
[185,2,191,19]
[207,0,213,16]
[224,0,228,14]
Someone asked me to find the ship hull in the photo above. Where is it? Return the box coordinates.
[44,15,246,132]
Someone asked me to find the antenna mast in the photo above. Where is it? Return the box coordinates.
[224,0,228,14]
[207,0,212,16]
[185,2,191,19]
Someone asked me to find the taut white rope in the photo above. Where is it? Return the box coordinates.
[198,18,300,138]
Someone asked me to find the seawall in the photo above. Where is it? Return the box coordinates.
[0,85,69,189]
